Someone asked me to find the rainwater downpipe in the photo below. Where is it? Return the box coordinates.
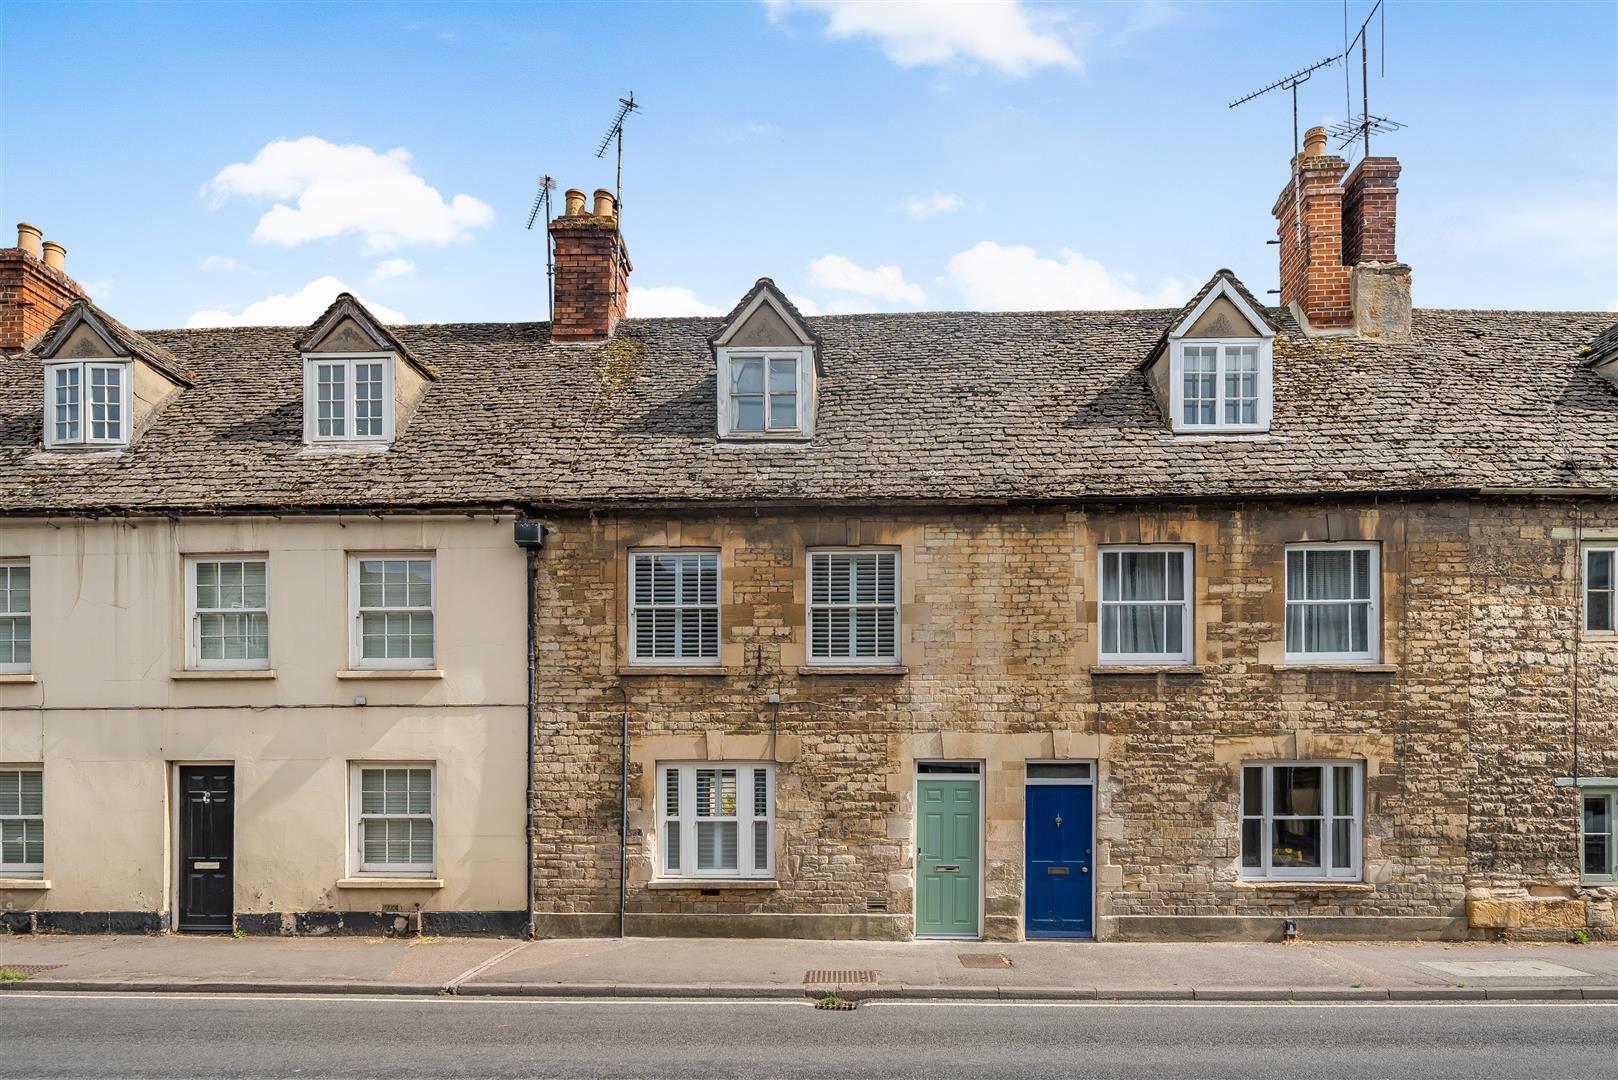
[513,519,547,940]
[619,684,629,939]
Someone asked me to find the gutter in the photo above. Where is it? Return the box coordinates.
[512,519,547,940]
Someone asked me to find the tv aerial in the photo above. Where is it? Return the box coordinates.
[525,175,557,323]
[594,93,640,314]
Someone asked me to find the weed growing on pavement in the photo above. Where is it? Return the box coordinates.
[0,968,30,981]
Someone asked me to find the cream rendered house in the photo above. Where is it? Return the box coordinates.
[0,260,533,934]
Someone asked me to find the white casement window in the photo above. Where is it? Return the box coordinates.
[303,354,393,445]
[1169,341,1271,434]
[1585,545,1617,633]
[1099,546,1192,664]
[185,558,269,670]
[1284,544,1380,663]
[0,561,30,675]
[630,551,719,665]
[658,762,773,879]
[0,767,43,876]
[716,348,814,438]
[807,550,899,665]
[349,555,435,669]
[1584,789,1616,885]
[1240,762,1362,881]
[44,361,131,448]
[350,764,434,875]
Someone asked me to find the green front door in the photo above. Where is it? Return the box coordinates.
[916,778,981,937]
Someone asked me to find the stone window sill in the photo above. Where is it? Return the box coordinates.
[1090,664,1206,676]
[1234,880,1373,892]
[617,665,730,677]
[646,879,780,890]
[172,669,277,681]
[1274,663,1397,674]
[0,674,37,684]
[334,877,444,890]
[0,878,50,890]
[335,669,445,680]
[797,665,909,676]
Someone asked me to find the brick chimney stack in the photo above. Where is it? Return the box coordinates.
[1,222,87,353]
[547,187,631,342]
[1273,130,1412,342]
[1272,126,1352,330]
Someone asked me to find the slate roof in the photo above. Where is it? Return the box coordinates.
[0,302,1614,514]
[38,300,195,385]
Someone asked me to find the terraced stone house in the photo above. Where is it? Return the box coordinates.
[2,131,1615,941]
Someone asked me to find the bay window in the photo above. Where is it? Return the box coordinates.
[1241,762,1362,881]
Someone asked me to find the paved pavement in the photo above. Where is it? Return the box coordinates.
[1,994,1614,1079]
[0,933,1613,1001]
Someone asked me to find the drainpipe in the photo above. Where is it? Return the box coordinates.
[619,686,630,939]
[513,519,547,940]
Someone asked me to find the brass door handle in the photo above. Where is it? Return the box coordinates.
[1080,866,1089,873]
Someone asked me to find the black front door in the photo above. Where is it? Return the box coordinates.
[179,766,234,932]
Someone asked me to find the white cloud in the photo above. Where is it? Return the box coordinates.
[206,136,494,253]
[765,0,1080,77]
[786,294,822,317]
[200,254,240,272]
[946,241,1182,310]
[808,254,926,305]
[370,258,417,282]
[628,286,725,318]
[904,192,965,220]
[185,276,408,328]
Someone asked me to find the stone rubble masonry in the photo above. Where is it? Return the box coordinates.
[528,498,1617,942]
[547,214,631,342]
[0,245,87,353]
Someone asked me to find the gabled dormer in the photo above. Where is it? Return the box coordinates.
[30,300,192,451]
[1142,270,1278,435]
[710,278,820,440]
[295,293,437,450]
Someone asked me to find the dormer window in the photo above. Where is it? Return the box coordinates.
[1144,271,1277,436]
[710,278,820,441]
[1177,342,1263,430]
[295,292,438,451]
[44,359,131,448]
[728,353,803,433]
[305,354,392,443]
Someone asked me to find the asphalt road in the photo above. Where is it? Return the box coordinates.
[0,994,1613,1079]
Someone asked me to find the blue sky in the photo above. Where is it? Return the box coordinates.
[2,1,1613,329]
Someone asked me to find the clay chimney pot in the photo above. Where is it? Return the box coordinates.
[41,241,65,273]
[15,223,42,260]
[593,189,616,219]
[1303,126,1328,159]
[563,189,587,216]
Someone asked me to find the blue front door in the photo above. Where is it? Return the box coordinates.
[1025,784,1093,938]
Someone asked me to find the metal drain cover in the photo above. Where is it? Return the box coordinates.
[958,953,1013,969]
[804,969,879,985]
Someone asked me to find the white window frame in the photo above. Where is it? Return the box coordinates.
[656,762,774,880]
[1582,787,1617,886]
[1097,545,1193,665]
[1584,544,1617,635]
[349,763,435,877]
[302,353,395,446]
[42,359,132,448]
[1239,761,1363,882]
[0,560,31,676]
[716,347,815,439]
[0,765,44,877]
[184,556,271,671]
[348,554,436,670]
[628,550,721,666]
[1170,340,1270,433]
[806,548,901,666]
[1283,543,1381,664]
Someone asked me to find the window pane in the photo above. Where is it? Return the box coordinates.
[1272,818,1322,868]
[1242,767,1263,816]
[1241,819,1263,868]
[697,820,738,871]
[1285,550,1305,601]
[732,395,764,431]
[1306,550,1354,600]
[732,359,764,394]
[1590,551,1614,590]
[1117,552,1167,602]
[1273,766,1322,816]
[1303,604,1351,654]
[1590,591,1614,634]
[1100,606,1119,655]
[1113,604,1166,654]
[1585,795,1611,836]
[1331,819,1354,869]
[1332,766,1354,815]
[768,358,796,392]
[1101,552,1120,602]
[768,391,797,429]
[665,826,681,873]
